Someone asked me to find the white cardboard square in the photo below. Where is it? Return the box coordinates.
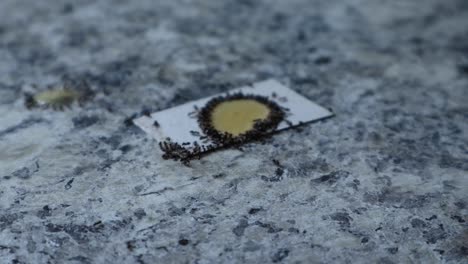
[134,79,333,144]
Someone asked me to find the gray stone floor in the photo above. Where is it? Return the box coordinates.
[0,0,467,263]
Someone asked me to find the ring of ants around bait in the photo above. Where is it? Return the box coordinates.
[197,93,286,145]
[158,93,287,166]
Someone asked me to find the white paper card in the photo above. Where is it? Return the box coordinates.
[134,79,333,144]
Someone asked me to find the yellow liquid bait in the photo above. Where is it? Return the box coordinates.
[33,89,78,106]
[210,99,271,136]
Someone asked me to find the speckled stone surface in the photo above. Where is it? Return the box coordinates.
[0,0,467,263]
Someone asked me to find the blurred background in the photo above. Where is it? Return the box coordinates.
[0,0,467,263]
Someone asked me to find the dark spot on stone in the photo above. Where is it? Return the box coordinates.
[168,206,185,216]
[0,245,19,254]
[314,56,331,65]
[212,173,226,178]
[272,159,282,167]
[233,219,248,236]
[194,214,215,224]
[364,188,437,209]
[244,240,261,252]
[108,218,130,231]
[178,239,189,246]
[134,209,146,219]
[401,194,439,209]
[378,257,396,264]
[72,115,99,129]
[99,135,122,149]
[439,153,468,170]
[423,225,447,244]
[409,36,424,45]
[458,64,468,76]
[68,256,90,263]
[62,3,74,14]
[375,226,382,231]
[288,227,300,233]
[95,149,108,159]
[254,221,283,233]
[45,221,116,243]
[133,185,144,193]
[155,246,169,253]
[261,174,283,182]
[272,248,289,263]
[37,205,52,219]
[302,158,332,175]
[425,215,437,221]
[361,237,369,243]
[275,167,284,177]
[386,247,398,254]
[310,243,323,249]
[293,77,318,86]
[433,249,445,255]
[73,165,88,176]
[26,237,36,253]
[126,241,135,251]
[124,114,136,127]
[460,246,468,256]
[45,223,63,232]
[297,30,306,41]
[11,167,31,179]
[248,208,263,214]
[330,212,353,229]
[451,215,465,223]
[100,158,119,170]
[454,200,466,209]
[402,227,409,232]
[119,145,132,153]
[354,122,366,142]
[411,218,427,228]
[366,155,389,173]
[311,170,350,184]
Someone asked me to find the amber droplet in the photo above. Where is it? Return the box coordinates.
[25,80,93,110]
[33,89,79,108]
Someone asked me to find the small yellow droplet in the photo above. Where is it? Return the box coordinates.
[210,99,270,136]
[33,89,78,107]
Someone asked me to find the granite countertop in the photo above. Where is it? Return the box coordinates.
[0,0,467,263]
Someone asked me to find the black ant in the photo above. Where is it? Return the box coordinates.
[190,130,200,136]
[188,105,199,118]
[141,109,151,117]
[272,159,282,167]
